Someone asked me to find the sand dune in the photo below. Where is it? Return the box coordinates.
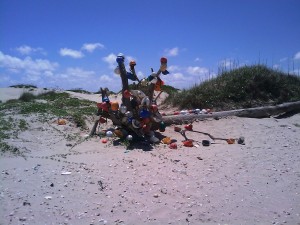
[1,88,300,224]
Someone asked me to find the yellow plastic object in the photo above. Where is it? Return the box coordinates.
[58,119,66,125]
[161,137,171,144]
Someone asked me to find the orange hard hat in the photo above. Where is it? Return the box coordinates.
[129,60,136,67]
[111,101,119,111]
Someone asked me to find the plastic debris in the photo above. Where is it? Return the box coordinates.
[238,136,245,145]
[184,124,193,131]
[183,139,193,147]
[126,135,133,141]
[61,171,72,175]
[57,119,66,125]
[226,138,235,144]
[99,117,106,124]
[202,140,211,146]
[169,143,177,149]
[174,126,181,132]
[106,131,113,137]
[93,55,171,146]
[161,137,171,144]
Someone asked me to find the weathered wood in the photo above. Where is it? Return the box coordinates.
[162,101,300,125]
[118,58,132,111]
[149,69,161,103]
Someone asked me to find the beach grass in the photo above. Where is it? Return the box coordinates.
[164,64,300,110]
[1,91,96,128]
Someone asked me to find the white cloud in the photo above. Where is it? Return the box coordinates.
[294,51,300,60]
[0,51,58,75]
[165,47,179,57]
[136,71,144,79]
[186,66,209,76]
[64,67,95,79]
[0,74,10,82]
[280,57,288,62]
[195,57,201,62]
[103,53,117,69]
[55,67,98,89]
[168,65,180,72]
[173,73,184,80]
[16,45,46,55]
[219,59,234,68]
[0,52,60,86]
[99,74,113,82]
[59,48,84,58]
[82,43,104,53]
[126,55,136,64]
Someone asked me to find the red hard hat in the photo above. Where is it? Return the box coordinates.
[150,104,158,112]
[123,90,132,99]
[160,57,167,64]
[100,102,109,112]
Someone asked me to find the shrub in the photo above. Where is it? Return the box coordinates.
[165,65,300,110]
[19,92,36,102]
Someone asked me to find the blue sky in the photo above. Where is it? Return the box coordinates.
[1,0,300,92]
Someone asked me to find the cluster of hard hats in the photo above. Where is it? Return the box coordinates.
[97,53,169,143]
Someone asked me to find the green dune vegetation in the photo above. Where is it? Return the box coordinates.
[164,65,300,111]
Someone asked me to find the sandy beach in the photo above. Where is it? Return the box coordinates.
[1,88,300,225]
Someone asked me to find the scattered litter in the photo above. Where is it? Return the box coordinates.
[202,140,211,146]
[106,131,113,137]
[153,193,159,198]
[174,126,181,132]
[23,201,31,206]
[169,143,177,149]
[126,135,133,141]
[61,171,72,175]
[98,180,105,191]
[44,196,52,200]
[33,164,41,171]
[183,140,193,147]
[161,137,171,144]
[184,124,193,131]
[226,138,235,144]
[57,119,66,125]
[238,136,245,145]
[101,138,108,144]
[197,156,203,160]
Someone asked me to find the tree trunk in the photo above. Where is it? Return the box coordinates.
[118,60,132,111]
[162,101,300,125]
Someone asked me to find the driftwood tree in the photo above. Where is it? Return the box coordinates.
[90,54,169,142]
[162,101,300,125]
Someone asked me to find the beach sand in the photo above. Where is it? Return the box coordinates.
[0,88,300,224]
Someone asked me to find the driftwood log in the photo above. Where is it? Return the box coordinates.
[162,101,300,125]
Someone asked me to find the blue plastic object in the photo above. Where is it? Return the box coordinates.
[102,96,110,103]
[162,70,169,75]
[147,75,154,81]
[127,72,137,81]
[140,109,151,118]
[116,56,124,63]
